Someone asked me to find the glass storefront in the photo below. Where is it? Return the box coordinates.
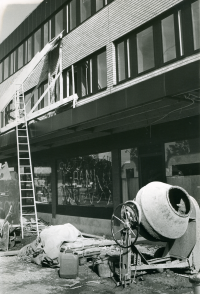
[33,165,52,204]
[57,152,112,207]
[165,138,200,203]
[121,148,139,202]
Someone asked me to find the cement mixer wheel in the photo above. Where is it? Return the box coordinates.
[111,203,139,248]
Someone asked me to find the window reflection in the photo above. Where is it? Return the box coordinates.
[165,138,200,205]
[4,57,9,80]
[162,15,176,63]
[55,9,63,36]
[34,166,52,204]
[80,0,91,23]
[97,51,107,89]
[18,44,24,69]
[69,0,77,31]
[81,60,91,97]
[43,22,49,47]
[28,37,32,62]
[96,0,104,11]
[117,41,126,82]
[137,26,155,73]
[121,148,139,202]
[57,152,112,207]
[191,1,200,50]
[34,28,41,55]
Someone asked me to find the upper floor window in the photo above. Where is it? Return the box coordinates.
[80,0,91,23]
[137,26,155,73]
[18,43,24,69]
[34,28,41,55]
[0,63,2,83]
[69,0,77,31]
[43,22,49,47]
[97,50,107,89]
[55,9,64,36]
[161,15,176,63]
[4,57,9,80]
[191,0,200,50]
[116,38,130,82]
[96,0,104,11]
[28,36,33,62]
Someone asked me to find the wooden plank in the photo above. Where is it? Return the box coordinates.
[0,250,20,256]
[131,261,189,271]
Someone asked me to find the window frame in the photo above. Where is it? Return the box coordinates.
[190,0,200,52]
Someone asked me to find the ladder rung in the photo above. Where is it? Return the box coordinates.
[22,205,35,207]
[20,181,32,182]
[21,189,33,190]
[20,165,31,167]
[19,158,30,160]
[22,222,37,224]
[22,214,36,216]
[18,136,27,137]
[18,129,27,131]
[21,197,34,199]
[19,151,29,152]
[19,143,28,145]
[20,173,31,175]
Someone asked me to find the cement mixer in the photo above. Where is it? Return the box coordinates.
[111,182,200,287]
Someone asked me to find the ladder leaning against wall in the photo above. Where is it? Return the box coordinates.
[15,84,39,239]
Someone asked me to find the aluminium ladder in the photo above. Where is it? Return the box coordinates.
[15,84,39,239]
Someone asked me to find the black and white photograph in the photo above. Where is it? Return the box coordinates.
[0,0,199,293]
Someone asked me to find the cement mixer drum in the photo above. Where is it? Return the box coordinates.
[135,182,191,241]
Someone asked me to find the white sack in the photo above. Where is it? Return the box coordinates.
[40,223,81,259]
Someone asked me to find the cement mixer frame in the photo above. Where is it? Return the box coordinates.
[111,182,200,287]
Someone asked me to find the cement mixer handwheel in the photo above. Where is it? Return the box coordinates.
[111,203,139,248]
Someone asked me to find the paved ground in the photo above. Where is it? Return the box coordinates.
[0,254,194,294]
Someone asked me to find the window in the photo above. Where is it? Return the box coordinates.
[161,15,176,63]
[81,59,92,97]
[96,0,104,11]
[121,148,139,202]
[28,36,33,62]
[43,22,49,47]
[137,26,155,73]
[18,43,24,69]
[80,0,91,23]
[25,91,32,114]
[57,152,112,207]
[117,41,126,82]
[97,50,107,89]
[116,38,130,82]
[10,52,14,75]
[33,165,52,205]
[4,100,14,126]
[34,28,41,55]
[24,41,28,64]
[55,9,63,36]
[191,1,200,50]
[63,66,77,98]
[165,138,200,203]
[69,0,77,31]
[4,57,9,80]
[178,10,184,56]
[0,63,2,83]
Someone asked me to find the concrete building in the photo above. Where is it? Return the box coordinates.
[0,0,199,235]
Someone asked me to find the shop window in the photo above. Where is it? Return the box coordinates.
[80,0,91,23]
[97,50,107,89]
[28,36,33,62]
[137,26,155,73]
[18,43,24,69]
[43,22,49,47]
[96,0,104,11]
[121,148,139,202]
[33,165,52,204]
[69,0,77,31]
[161,15,176,63]
[165,138,200,204]
[0,62,2,83]
[34,28,41,55]
[191,1,200,50]
[55,9,64,36]
[4,57,9,80]
[57,152,112,207]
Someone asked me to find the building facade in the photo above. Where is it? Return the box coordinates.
[0,0,199,235]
